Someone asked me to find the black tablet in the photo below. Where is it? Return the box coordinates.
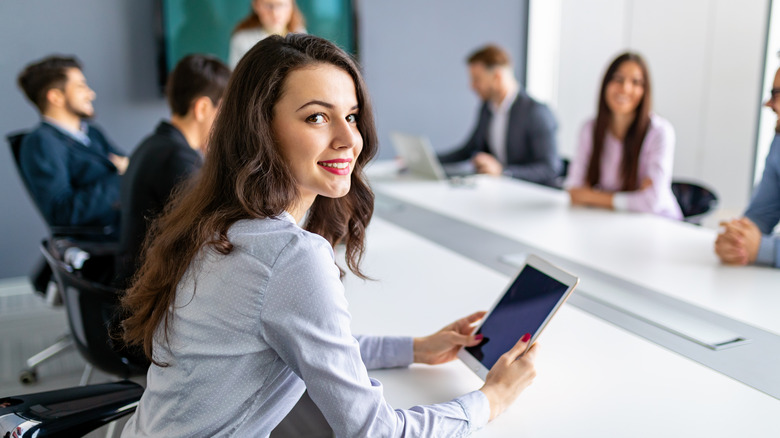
[457,254,579,379]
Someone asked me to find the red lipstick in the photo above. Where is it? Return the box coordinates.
[317,158,352,175]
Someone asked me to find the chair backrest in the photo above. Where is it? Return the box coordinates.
[7,131,34,197]
[40,239,149,379]
[0,380,143,437]
[7,131,115,240]
[7,131,26,164]
[671,181,719,224]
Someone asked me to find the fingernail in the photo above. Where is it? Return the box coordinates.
[521,333,531,342]
[474,334,483,341]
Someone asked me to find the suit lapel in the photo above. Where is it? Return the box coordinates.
[42,124,113,165]
[505,93,532,159]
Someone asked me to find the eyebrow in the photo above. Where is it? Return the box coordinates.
[296,100,359,112]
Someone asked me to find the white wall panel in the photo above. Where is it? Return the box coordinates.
[629,0,711,183]
[556,0,626,159]
[700,0,766,210]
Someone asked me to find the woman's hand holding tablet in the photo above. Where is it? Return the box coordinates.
[457,254,579,420]
[480,333,539,421]
[408,254,578,424]
[412,311,487,365]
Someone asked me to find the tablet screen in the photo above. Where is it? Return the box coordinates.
[464,264,570,369]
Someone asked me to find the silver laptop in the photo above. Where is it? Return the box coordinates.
[390,132,473,180]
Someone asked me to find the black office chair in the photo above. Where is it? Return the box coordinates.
[552,157,570,190]
[671,180,719,225]
[40,239,149,385]
[8,131,118,384]
[0,380,143,438]
[7,132,116,239]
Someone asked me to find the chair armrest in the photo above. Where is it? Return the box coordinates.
[50,225,116,240]
[0,380,143,437]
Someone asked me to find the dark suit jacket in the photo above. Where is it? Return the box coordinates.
[116,121,202,286]
[19,122,124,228]
[439,91,561,186]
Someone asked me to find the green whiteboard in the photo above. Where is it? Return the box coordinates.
[162,0,355,72]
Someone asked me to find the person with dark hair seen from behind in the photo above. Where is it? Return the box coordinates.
[17,55,128,234]
[228,0,306,69]
[565,52,682,219]
[438,44,562,187]
[715,64,780,268]
[115,54,231,288]
[120,34,538,437]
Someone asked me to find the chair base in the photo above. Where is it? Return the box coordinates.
[20,334,74,384]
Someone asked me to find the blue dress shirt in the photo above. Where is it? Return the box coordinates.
[745,134,780,267]
[121,213,489,437]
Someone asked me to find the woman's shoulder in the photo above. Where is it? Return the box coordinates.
[582,117,596,129]
[228,216,332,265]
[644,114,675,145]
[648,114,674,133]
[576,118,596,141]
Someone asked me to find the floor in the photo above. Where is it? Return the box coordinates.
[0,277,137,437]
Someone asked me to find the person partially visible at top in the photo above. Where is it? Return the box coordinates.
[438,44,562,187]
[228,0,306,69]
[16,55,128,232]
[565,52,683,220]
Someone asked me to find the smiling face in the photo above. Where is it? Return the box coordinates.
[253,0,293,34]
[605,60,645,118]
[61,67,96,119]
[272,63,362,212]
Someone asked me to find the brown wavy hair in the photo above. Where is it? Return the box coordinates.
[587,52,652,191]
[233,0,305,34]
[121,34,377,365]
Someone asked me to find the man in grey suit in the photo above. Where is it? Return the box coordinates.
[439,44,562,187]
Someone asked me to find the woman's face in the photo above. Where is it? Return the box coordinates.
[605,60,645,118]
[272,64,363,208]
[253,0,293,34]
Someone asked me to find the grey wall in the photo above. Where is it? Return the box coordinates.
[0,0,168,278]
[0,0,529,279]
[358,0,529,159]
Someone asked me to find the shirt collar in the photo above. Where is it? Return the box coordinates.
[489,87,518,114]
[42,117,91,146]
[279,211,297,224]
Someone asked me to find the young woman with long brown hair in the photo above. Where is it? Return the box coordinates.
[228,0,306,68]
[119,34,538,437]
[565,52,682,219]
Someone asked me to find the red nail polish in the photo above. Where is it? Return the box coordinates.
[474,334,483,341]
[521,333,531,342]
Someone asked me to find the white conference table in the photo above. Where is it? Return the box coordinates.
[344,218,779,437]
[339,165,780,436]
[370,173,780,337]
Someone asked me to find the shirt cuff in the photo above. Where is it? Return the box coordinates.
[456,390,491,432]
[612,192,630,211]
[384,336,415,368]
[754,235,776,267]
